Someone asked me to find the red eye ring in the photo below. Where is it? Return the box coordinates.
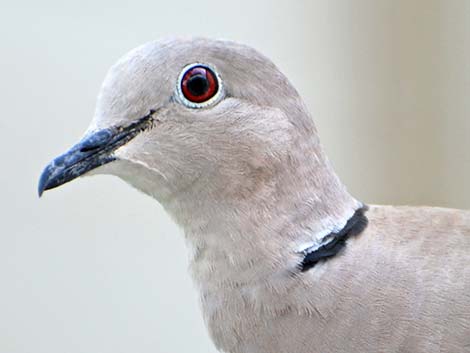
[180,65,219,104]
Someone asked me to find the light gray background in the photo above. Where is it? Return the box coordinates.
[1,1,469,352]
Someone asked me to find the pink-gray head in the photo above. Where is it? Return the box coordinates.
[39,38,357,230]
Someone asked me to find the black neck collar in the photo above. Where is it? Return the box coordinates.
[300,206,369,272]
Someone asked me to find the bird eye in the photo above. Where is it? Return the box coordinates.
[178,64,220,108]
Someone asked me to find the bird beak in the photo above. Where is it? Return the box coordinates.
[38,111,155,197]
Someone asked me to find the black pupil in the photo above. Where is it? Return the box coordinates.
[187,74,209,96]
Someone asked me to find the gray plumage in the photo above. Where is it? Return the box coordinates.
[39,38,470,353]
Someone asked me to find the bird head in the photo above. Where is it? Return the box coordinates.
[39,38,352,228]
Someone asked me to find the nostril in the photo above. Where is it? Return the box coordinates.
[78,129,114,153]
[80,145,101,153]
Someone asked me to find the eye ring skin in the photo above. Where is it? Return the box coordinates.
[176,63,224,109]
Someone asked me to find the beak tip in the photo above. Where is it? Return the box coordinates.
[38,165,53,198]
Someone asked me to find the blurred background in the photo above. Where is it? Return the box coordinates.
[1,1,469,352]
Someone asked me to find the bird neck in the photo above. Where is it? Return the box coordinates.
[162,138,361,287]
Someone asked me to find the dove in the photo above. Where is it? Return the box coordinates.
[38,38,470,353]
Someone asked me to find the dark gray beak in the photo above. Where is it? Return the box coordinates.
[38,112,155,197]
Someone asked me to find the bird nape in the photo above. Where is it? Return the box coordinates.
[38,37,470,353]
